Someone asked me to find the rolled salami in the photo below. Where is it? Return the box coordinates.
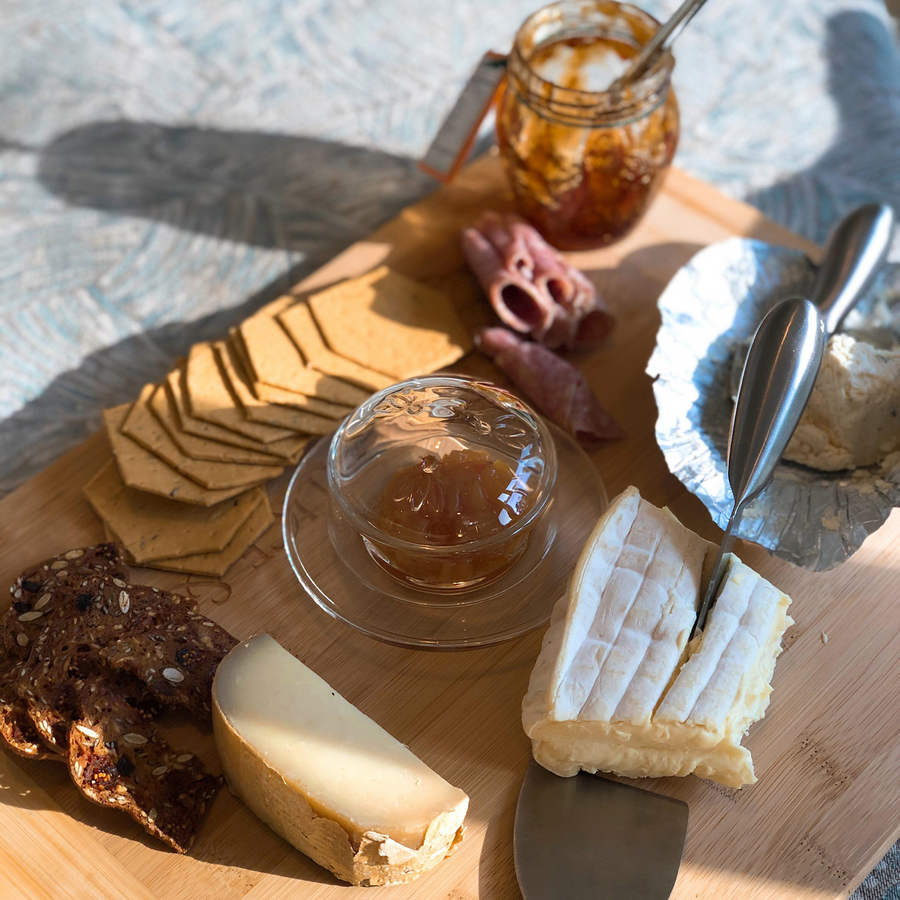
[461,225,556,334]
[474,327,624,447]
[462,212,615,351]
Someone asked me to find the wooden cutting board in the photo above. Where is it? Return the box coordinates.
[1,153,898,900]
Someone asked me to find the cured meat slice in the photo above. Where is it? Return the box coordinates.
[476,210,535,279]
[475,327,623,447]
[462,212,614,350]
[461,225,556,335]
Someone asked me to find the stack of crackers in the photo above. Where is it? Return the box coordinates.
[83,266,473,577]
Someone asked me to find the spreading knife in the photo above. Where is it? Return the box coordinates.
[692,202,895,637]
[690,296,825,638]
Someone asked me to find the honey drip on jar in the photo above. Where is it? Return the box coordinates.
[497,32,679,250]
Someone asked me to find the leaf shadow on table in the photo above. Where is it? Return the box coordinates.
[747,10,900,245]
[2,121,440,495]
[37,120,435,252]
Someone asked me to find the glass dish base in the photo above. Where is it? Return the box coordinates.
[282,421,608,650]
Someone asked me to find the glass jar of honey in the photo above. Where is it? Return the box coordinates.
[496,0,679,250]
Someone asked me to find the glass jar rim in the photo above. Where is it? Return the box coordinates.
[508,0,674,117]
[326,375,559,554]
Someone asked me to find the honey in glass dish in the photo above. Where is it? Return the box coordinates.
[327,377,557,594]
[496,0,679,250]
[372,448,533,587]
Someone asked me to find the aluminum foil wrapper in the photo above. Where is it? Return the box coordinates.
[646,237,900,571]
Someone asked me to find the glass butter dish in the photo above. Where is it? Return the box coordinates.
[283,375,608,649]
[328,377,557,592]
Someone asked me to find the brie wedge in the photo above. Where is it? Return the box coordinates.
[213,635,468,886]
[523,487,793,788]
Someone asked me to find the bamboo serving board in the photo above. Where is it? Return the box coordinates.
[1,154,898,900]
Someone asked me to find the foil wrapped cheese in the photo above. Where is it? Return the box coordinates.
[522,487,793,788]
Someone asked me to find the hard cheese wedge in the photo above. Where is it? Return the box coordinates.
[212,634,468,886]
[522,486,793,788]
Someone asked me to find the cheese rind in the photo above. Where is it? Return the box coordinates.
[212,635,468,886]
[523,488,793,788]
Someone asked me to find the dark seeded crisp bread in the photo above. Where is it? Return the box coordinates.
[20,624,160,756]
[19,577,235,724]
[3,545,234,852]
[0,665,58,760]
[0,544,128,760]
[4,543,129,659]
[68,680,222,853]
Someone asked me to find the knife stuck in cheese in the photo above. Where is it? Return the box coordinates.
[212,634,468,886]
[522,487,793,788]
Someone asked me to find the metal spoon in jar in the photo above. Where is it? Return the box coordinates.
[610,0,711,91]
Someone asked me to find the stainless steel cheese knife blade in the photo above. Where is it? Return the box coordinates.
[515,760,688,900]
[691,297,825,638]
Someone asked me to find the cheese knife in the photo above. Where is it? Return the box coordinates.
[515,759,689,900]
[513,301,824,900]
[513,303,823,900]
[691,297,826,638]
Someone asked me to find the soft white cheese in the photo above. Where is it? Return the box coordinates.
[522,487,793,788]
[784,333,900,471]
[212,634,468,886]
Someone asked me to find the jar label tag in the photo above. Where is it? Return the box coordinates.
[419,52,507,183]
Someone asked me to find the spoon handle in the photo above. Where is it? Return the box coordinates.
[692,298,825,637]
[618,0,710,86]
[812,203,895,336]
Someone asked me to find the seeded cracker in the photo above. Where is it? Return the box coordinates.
[307,266,473,380]
[5,546,234,851]
[123,384,283,489]
[150,383,284,465]
[105,404,249,506]
[68,687,221,853]
[18,573,236,723]
[278,300,394,392]
[253,381,354,418]
[0,544,127,760]
[227,329,355,420]
[238,313,371,406]
[215,339,343,433]
[140,492,274,577]
[83,461,265,563]
[166,370,310,461]
[185,343,296,443]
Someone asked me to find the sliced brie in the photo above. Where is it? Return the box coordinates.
[213,634,468,886]
[523,487,793,788]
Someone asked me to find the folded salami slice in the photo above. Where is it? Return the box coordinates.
[475,328,624,447]
[462,212,614,350]
[462,224,556,335]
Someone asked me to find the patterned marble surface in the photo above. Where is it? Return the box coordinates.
[1,1,899,895]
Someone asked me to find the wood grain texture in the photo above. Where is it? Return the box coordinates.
[0,154,897,900]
